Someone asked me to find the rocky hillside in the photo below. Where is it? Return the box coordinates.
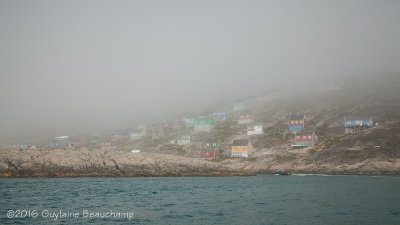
[219,74,400,174]
[220,121,400,174]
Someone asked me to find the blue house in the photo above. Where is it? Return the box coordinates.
[344,117,373,133]
[288,115,306,132]
[212,112,227,120]
[344,117,373,127]
[184,118,195,127]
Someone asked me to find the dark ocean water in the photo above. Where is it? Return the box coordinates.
[1,175,400,225]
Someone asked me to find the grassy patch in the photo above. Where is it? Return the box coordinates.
[211,120,241,142]
[274,153,298,162]
[242,157,257,162]
[323,134,348,149]
[209,155,230,163]
[253,120,294,148]
[160,144,185,155]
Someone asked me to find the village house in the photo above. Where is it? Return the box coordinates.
[101,140,118,150]
[344,116,373,133]
[211,112,227,121]
[200,138,221,159]
[288,114,306,132]
[177,128,193,145]
[194,118,215,133]
[184,117,195,127]
[231,139,253,158]
[238,114,255,125]
[291,131,318,148]
[233,101,246,111]
[129,128,146,140]
[50,136,72,148]
[247,123,263,135]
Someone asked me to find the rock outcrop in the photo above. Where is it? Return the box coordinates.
[0,148,251,177]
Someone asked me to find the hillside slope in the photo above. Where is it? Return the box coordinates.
[221,74,400,174]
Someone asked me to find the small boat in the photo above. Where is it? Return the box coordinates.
[276,170,291,176]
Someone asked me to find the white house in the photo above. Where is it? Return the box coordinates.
[177,128,193,145]
[247,124,263,135]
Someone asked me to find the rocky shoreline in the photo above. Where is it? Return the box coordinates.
[0,148,254,178]
[1,147,399,178]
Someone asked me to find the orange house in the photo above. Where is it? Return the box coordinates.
[231,139,253,158]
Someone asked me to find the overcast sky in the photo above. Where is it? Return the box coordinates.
[1,0,400,143]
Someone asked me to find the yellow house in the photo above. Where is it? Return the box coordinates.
[231,139,253,158]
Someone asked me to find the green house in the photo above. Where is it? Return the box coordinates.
[233,102,246,111]
[194,119,215,133]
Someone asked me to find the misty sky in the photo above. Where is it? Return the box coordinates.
[1,0,400,143]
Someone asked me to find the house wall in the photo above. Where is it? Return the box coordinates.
[185,118,195,126]
[288,125,304,132]
[295,134,315,142]
[344,119,373,127]
[247,125,263,135]
[200,151,217,159]
[212,112,227,120]
[231,145,249,157]
[231,151,249,158]
[238,119,254,125]
[288,119,305,126]
[178,139,190,145]
[205,142,218,148]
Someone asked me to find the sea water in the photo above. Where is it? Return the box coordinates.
[1,175,399,224]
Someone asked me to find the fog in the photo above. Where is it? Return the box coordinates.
[1,0,400,144]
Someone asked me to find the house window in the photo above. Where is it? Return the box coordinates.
[308,135,312,139]
[299,120,303,124]
[296,136,300,139]
[213,143,216,146]
[291,121,294,125]
[206,143,210,147]
[295,120,298,124]
[303,136,306,139]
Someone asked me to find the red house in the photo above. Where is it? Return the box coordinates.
[200,138,220,159]
[291,131,318,148]
[238,114,255,124]
[200,150,218,159]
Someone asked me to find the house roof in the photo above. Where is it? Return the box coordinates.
[194,119,215,125]
[289,115,305,121]
[56,136,69,139]
[232,139,250,146]
[205,138,219,144]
